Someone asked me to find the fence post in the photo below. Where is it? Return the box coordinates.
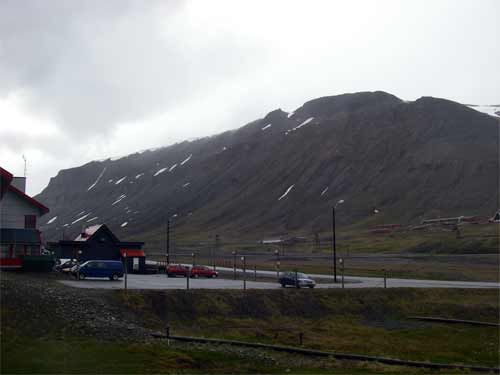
[383,269,387,289]
[186,268,190,290]
[254,265,257,281]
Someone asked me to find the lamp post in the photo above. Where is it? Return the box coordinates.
[241,256,246,290]
[165,219,170,277]
[339,258,344,289]
[274,249,280,279]
[192,252,196,267]
[232,251,237,279]
[332,199,344,283]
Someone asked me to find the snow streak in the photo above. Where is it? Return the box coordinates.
[115,176,127,185]
[180,154,192,165]
[320,187,329,196]
[71,213,91,225]
[87,167,106,191]
[112,194,126,205]
[46,216,57,225]
[86,216,99,222]
[121,222,128,227]
[169,164,177,172]
[278,185,295,201]
[154,168,167,176]
[261,123,272,131]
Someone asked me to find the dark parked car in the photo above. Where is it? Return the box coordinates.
[72,260,124,280]
[167,264,190,277]
[190,266,218,278]
[56,259,78,273]
[279,271,316,288]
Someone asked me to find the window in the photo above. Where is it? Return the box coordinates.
[25,215,36,229]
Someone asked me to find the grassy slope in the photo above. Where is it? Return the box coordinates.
[118,288,500,367]
[1,272,499,374]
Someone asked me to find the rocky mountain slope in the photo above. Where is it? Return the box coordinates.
[35,91,499,247]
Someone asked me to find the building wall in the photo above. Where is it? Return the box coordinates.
[0,190,41,229]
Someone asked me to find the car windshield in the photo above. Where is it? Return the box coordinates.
[296,273,308,278]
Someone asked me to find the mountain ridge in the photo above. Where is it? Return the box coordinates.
[35,91,499,248]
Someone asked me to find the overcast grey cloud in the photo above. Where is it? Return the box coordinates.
[1,0,499,195]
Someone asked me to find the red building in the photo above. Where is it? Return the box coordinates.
[0,167,49,269]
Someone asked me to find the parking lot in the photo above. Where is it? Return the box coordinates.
[58,269,500,290]
[59,273,283,290]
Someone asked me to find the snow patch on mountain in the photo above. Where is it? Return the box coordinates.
[466,104,500,117]
[112,194,126,205]
[169,164,177,172]
[180,154,192,165]
[121,221,128,227]
[154,168,167,176]
[115,176,127,185]
[292,117,315,131]
[87,167,106,191]
[278,184,295,201]
[46,216,57,225]
[261,124,272,130]
[71,213,90,225]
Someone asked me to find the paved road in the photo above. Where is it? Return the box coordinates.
[59,267,500,290]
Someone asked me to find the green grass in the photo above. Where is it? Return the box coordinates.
[117,288,500,368]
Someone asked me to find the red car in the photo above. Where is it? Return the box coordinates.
[190,266,218,278]
[166,264,189,277]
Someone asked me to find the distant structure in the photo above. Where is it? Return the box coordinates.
[48,224,146,273]
[0,166,50,269]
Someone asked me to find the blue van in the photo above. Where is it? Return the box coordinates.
[73,260,124,280]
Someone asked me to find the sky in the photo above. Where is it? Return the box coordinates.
[1,0,499,196]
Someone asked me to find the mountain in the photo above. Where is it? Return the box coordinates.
[35,91,499,248]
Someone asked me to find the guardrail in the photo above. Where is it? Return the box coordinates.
[151,333,500,373]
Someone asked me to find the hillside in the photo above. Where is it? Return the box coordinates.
[35,91,499,247]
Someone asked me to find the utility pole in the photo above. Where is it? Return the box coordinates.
[331,199,344,283]
[275,249,280,279]
[241,256,246,291]
[213,234,219,271]
[166,219,170,276]
[332,206,337,283]
[232,251,237,279]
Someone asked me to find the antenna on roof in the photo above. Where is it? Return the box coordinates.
[22,155,27,177]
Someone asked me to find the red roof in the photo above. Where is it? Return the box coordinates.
[8,184,49,215]
[0,167,13,199]
[120,249,145,257]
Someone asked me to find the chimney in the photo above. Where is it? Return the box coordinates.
[11,177,26,193]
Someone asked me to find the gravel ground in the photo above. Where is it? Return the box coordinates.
[0,271,154,341]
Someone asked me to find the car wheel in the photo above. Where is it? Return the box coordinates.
[112,274,119,281]
[308,285,315,289]
[78,273,86,280]
[281,283,286,288]
[212,274,217,278]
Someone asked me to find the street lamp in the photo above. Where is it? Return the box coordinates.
[191,252,196,267]
[274,249,280,279]
[241,256,246,290]
[332,199,344,283]
[339,257,344,289]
